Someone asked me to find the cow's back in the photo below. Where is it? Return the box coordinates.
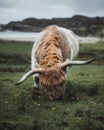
[57,27,79,60]
[31,25,79,70]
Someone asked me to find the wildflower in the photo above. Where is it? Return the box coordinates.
[100,103,102,106]
[5,101,8,104]
[52,107,56,111]
[38,96,41,98]
[77,97,79,100]
[14,94,18,97]
[37,104,40,107]
[34,102,37,105]
[28,94,31,97]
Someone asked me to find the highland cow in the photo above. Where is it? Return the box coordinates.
[15,25,95,99]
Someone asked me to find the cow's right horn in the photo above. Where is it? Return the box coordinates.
[15,68,44,85]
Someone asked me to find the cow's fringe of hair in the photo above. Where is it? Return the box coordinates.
[40,66,66,99]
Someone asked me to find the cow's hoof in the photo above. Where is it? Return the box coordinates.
[33,86,39,94]
[32,87,40,99]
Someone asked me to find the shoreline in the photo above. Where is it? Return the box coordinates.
[0,36,103,43]
[0,31,103,43]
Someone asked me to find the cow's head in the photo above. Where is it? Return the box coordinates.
[15,58,96,100]
[39,65,66,99]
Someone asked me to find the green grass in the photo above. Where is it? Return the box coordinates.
[0,40,104,65]
[78,41,104,65]
[0,40,104,56]
[0,40,104,130]
[0,40,33,55]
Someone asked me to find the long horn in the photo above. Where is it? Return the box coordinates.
[15,68,44,85]
[61,57,96,69]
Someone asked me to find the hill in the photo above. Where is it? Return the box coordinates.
[1,15,104,36]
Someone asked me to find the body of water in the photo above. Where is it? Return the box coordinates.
[0,31,39,41]
[0,30,103,43]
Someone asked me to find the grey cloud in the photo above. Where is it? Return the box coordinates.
[75,0,104,11]
[0,0,19,8]
[0,0,104,24]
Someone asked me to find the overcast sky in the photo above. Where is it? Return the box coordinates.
[0,0,104,24]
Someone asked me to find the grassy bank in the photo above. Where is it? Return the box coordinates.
[0,40,104,66]
[0,40,104,130]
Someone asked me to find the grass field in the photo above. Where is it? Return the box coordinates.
[0,40,104,130]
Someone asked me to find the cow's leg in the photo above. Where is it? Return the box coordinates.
[31,54,40,97]
[33,74,39,93]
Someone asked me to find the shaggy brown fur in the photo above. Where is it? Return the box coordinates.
[35,25,67,99]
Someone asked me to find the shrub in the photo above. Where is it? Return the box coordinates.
[64,81,77,101]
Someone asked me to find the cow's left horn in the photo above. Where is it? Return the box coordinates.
[61,57,96,69]
[15,68,44,85]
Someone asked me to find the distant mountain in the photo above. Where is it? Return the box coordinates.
[1,15,104,36]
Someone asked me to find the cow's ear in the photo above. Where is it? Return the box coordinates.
[61,58,96,69]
